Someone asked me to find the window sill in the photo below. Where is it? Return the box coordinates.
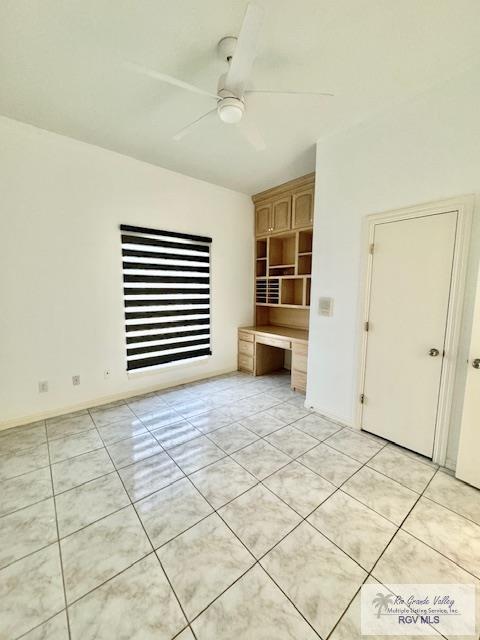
[126,354,210,379]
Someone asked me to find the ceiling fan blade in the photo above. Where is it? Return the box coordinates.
[247,90,334,97]
[173,109,217,141]
[225,3,264,95]
[126,62,220,100]
[237,119,266,151]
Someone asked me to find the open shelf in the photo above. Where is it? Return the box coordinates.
[255,305,309,330]
[281,278,304,306]
[298,254,312,276]
[269,265,295,276]
[269,234,296,267]
[256,259,267,277]
[254,227,313,315]
[298,229,313,254]
[256,239,267,259]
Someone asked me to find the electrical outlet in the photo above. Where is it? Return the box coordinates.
[72,375,80,386]
[38,380,48,393]
[104,369,111,379]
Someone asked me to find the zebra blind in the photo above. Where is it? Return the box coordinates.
[121,224,212,371]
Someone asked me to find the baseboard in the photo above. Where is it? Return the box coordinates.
[0,366,238,432]
[304,402,352,429]
[444,457,456,472]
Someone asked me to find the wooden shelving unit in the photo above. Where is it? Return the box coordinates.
[254,227,313,310]
[252,173,315,330]
[239,173,314,392]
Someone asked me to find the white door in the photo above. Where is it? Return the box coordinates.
[361,211,457,457]
[456,262,480,488]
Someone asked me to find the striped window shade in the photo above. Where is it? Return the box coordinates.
[120,224,212,371]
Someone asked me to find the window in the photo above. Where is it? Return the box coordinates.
[120,224,211,371]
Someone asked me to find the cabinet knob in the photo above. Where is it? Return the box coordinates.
[473,358,480,369]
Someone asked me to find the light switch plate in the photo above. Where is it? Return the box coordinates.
[319,297,334,317]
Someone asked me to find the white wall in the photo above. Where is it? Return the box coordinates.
[0,117,253,427]
[307,65,480,468]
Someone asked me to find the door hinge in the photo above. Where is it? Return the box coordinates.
[360,394,365,404]
[364,321,369,332]
[369,243,375,255]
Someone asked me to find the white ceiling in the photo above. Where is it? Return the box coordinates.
[1,0,480,194]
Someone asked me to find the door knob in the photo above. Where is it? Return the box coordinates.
[473,358,480,369]
[429,348,440,357]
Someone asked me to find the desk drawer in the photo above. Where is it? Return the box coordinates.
[256,335,291,350]
[238,353,254,372]
[238,340,254,357]
[238,330,254,343]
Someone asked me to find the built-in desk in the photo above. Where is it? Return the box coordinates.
[238,325,309,392]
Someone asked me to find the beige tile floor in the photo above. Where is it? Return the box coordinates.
[1,370,479,639]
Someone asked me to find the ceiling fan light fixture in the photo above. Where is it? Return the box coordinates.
[217,97,245,124]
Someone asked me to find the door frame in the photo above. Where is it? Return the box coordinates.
[355,195,473,465]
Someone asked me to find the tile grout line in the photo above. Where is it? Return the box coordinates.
[143,409,326,637]
[10,441,466,640]
[159,448,324,639]
[240,440,453,639]
[97,427,199,640]
[0,396,450,560]
[399,528,480,582]
[3,405,391,561]
[152,405,395,635]
[414,492,480,529]
[14,609,67,640]
[0,384,293,484]
[45,422,73,640]
[50,408,428,640]
[325,467,447,640]
[322,452,439,640]
[2,373,475,640]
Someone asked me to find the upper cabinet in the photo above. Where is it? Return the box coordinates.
[255,203,272,236]
[271,196,291,233]
[253,173,314,237]
[292,188,314,229]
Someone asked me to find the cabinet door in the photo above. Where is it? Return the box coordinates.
[271,197,291,233]
[292,188,314,229]
[255,204,272,236]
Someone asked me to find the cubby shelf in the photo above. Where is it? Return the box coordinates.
[254,228,313,309]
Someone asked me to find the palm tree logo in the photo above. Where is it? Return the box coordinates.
[372,592,394,618]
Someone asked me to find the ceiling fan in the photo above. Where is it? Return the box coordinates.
[127,3,333,150]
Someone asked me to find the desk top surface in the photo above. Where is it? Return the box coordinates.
[240,325,309,343]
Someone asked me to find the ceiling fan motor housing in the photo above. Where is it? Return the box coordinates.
[217,96,245,123]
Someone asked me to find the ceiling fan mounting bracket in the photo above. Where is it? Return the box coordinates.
[217,36,238,63]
